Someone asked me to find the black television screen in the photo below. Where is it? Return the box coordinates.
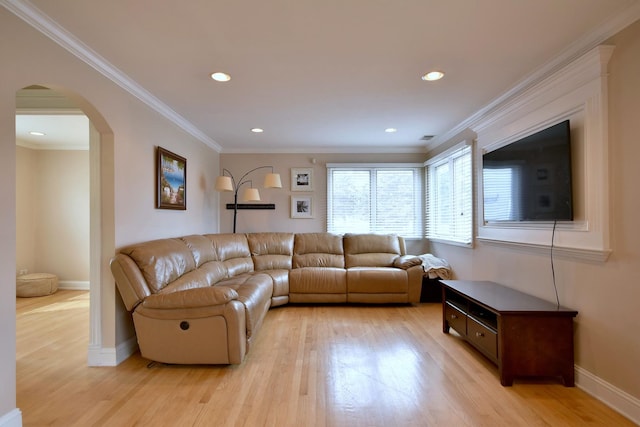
[482,120,573,222]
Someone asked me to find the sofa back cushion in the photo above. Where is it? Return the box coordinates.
[247,232,294,271]
[206,233,254,277]
[118,238,196,293]
[293,233,345,268]
[180,234,218,267]
[343,233,401,268]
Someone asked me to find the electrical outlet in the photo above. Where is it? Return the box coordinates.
[19,269,28,276]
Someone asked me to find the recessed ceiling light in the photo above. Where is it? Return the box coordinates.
[211,72,231,82]
[385,128,397,133]
[421,71,444,81]
[251,128,264,133]
[29,131,46,136]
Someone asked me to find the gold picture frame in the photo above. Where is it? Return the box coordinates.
[156,146,186,210]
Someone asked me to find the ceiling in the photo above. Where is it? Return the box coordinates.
[16,114,89,150]
[15,86,89,150]
[6,0,640,153]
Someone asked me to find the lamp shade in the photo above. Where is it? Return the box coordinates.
[264,173,282,188]
[215,176,233,192]
[242,188,261,201]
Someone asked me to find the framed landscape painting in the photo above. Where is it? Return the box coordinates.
[156,146,186,210]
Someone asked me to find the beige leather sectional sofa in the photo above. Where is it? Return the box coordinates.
[110,232,424,365]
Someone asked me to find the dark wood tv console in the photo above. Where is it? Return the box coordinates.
[441,280,578,386]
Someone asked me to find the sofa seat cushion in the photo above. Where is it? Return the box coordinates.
[290,267,346,294]
[217,273,273,340]
[347,267,408,294]
[258,269,290,307]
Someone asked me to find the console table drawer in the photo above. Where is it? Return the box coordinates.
[468,317,497,362]
[444,302,467,335]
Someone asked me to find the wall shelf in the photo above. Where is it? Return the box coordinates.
[225,203,275,210]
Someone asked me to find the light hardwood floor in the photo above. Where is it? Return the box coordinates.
[17,290,635,427]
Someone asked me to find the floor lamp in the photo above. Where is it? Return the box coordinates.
[215,166,282,233]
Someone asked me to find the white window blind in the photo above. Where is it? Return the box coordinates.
[425,144,473,245]
[327,165,423,238]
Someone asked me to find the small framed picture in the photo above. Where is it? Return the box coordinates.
[291,195,313,218]
[291,168,313,192]
[156,146,186,210]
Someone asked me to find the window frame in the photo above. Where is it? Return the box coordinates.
[424,141,474,247]
[326,163,424,239]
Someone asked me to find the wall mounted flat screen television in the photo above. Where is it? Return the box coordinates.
[482,120,573,222]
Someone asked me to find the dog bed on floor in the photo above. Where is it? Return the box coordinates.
[16,273,58,297]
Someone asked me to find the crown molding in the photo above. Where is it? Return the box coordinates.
[1,0,222,152]
[222,144,429,154]
[427,2,640,151]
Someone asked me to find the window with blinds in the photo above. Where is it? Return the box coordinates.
[425,144,473,246]
[327,164,423,238]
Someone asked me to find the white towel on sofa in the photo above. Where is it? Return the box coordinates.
[418,254,452,280]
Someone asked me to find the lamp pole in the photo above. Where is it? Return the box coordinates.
[229,176,253,234]
[216,166,282,233]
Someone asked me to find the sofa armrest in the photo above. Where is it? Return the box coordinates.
[110,254,152,311]
[393,255,423,270]
[142,286,238,309]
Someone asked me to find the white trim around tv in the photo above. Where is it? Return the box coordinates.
[474,46,614,262]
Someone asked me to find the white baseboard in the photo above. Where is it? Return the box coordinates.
[87,344,115,366]
[87,336,138,367]
[58,280,90,290]
[576,365,640,424]
[0,408,22,427]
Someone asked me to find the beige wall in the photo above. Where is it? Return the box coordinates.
[219,152,430,255]
[431,19,640,403]
[16,147,90,282]
[0,8,220,422]
[15,146,37,277]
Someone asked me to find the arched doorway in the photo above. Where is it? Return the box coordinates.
[16,87,90,291]
[15,84,116,366]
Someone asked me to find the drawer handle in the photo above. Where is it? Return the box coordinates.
[475,332,484,338]
[450,314,458,320]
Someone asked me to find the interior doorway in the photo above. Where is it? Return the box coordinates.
[15,84,115,367]
[15,87,91,290]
